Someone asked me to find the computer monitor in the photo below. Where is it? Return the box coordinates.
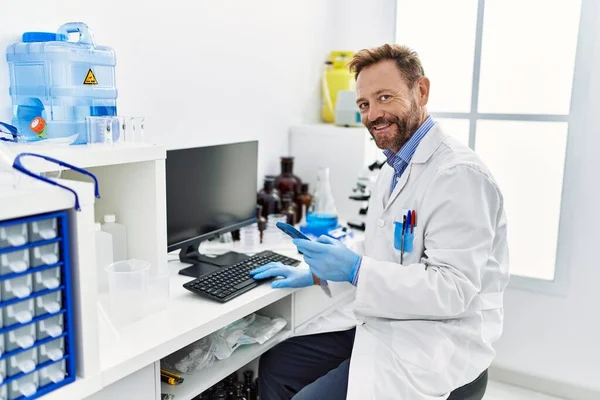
[166,141,259,277]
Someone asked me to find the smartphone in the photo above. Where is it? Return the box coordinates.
[276,221,311,241]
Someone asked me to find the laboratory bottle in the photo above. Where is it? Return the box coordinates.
[282,195,298,225]
[296,183,312,222]
[256,205,267,244]
[235,383,247,400]
[225,373,237,400]
[214,389,227,400]
[264,175,281,198]
[94,222,114,293]
[257,178,281,218]
[243,370,257,400]
[101,214,128,261]
[274,157,302,201]
[307,167,338,228]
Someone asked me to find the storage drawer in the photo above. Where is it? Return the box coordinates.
[39,360,66,388]
[33,267,61,293]
[28,219,58,242]
[29,243,59,268]
[7,370,38,400]
[0,224,27,250]
[6,347,37,378]
[37,314,64,341]
[38,338,65,365]
[1,276,32,302]
[5,324,36,353]
[0,250,29,276]
[34,292,62,317]
[3,299,34,328]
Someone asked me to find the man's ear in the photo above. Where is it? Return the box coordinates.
[417,77,430,106]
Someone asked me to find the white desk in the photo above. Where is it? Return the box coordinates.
[87,242,356,400]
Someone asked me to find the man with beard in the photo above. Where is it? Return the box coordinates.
[251,44,509,399]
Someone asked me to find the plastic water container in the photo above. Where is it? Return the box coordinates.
[94,222,113,293]
[101,215,127,262]
[6,22,117,145]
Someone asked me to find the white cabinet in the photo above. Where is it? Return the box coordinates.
[289,124,382,223]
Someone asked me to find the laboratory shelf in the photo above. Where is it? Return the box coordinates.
[4,142,166,172]
[161,329,292,400]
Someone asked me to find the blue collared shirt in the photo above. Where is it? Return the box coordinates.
[350,116,436,286]
[383,116,436,192]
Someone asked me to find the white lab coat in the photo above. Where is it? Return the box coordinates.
[300,124,510,399]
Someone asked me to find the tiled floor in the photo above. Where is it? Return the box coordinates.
[485,381,566,400]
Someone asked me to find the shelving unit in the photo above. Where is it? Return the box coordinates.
[161,329,292,399]
[1,140,359,400]
[4,142,168,399]
[6,143,165,173]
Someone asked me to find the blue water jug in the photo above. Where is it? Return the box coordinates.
[6,22,117,145]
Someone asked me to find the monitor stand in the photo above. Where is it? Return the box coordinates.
[177,244,251,278]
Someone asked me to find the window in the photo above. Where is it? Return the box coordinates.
[395,0,582,285]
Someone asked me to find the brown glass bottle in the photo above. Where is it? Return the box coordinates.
[281,195,298,225]
[296,183,312,222]
[256,205,267,243]
[265,175,281,198]
[257,178,281,217]
[274,157,302,201]
[243,371,257,400]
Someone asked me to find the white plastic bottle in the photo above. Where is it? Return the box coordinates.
[94,223,114,293]
[101,214,127,262]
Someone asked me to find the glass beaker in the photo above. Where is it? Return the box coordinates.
[125,117,145,144]
[86,116,124,145]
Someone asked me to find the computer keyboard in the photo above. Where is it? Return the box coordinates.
[182,250,301,303]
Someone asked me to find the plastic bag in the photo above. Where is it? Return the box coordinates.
[212,314,256,360]
[213,313,288,360]
[238,314,288,345]
[161,335,217,375]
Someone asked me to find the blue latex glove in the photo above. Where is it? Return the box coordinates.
[249,262,314,289]
[293,235,361,282]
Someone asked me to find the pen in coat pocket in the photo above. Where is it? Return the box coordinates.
[401,214,406,264]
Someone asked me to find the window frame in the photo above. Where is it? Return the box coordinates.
[394,0,588,295]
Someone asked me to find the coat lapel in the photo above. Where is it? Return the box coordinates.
[383,124,447,212]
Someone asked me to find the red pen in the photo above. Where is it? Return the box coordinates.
[411,210,416,233]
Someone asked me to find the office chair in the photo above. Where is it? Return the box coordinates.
[447,370,488,400]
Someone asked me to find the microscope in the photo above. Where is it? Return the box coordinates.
[347,160,384,231]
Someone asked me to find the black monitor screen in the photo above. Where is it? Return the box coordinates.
[166,141,258,251]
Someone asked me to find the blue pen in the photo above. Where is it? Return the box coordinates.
[406,210,412,234]
[400,214,406,264]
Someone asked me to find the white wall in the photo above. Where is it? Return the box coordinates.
[327,0,396,50]
[0,0,334,180]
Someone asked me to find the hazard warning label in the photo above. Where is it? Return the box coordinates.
[83,68,98,85]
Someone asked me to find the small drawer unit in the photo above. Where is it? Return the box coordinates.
[0,211,76,398]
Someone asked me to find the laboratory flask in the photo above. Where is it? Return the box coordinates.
[306,167,338,229]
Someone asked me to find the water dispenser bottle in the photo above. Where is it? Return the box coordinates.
[6,22,118,145]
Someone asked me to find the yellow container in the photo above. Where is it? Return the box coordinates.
[321,51,355,123]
